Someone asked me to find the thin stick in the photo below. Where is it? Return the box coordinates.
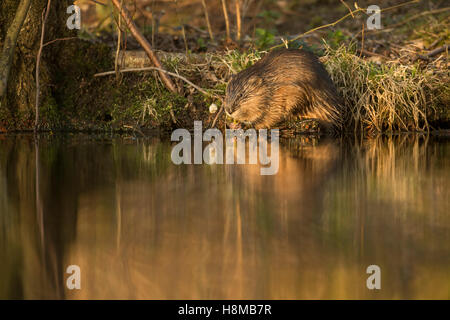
[35,137,45,252]
[42,37,77,47]
[94,67,219,98]
[340,0,353,18]
[359,23,365,58]
[357,49,386,58]
[151,0,155,47]
[110,0,178,93]
[427,36,444,50]
[221,0,231,41]
[0,0,32,99]
[385,7,450,29]
[211,106,224,128]
[201,0,214,41]
[427,44,449,57]
[35,0,52,132]
[235,0,242,41]
[270,0,420,50]
[115,0,124,81]
[414,44,449,61]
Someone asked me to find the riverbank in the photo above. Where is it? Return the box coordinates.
[0,2,448,134]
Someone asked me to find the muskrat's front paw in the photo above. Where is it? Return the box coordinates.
[226,115,244,129]
[228,122,242,129]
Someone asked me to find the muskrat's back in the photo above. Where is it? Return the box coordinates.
[224,48,343,130]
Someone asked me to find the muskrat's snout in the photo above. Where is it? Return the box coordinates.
[224,101,233,116]
[224,84,237,116]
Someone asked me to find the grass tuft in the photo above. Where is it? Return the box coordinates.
[322,44,448,133]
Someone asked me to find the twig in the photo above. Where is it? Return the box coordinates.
[115,0,124,81]
[0,0,32,99]
[235,0,242,41]
[221,0,231,41]
[340,0,353,18]
[414,44,449,62]
[201,0,215,41]
[211,105,224,128]
[94,67,219,98]
[110,0,178,93]
[35,0,52,132]
[42,37,77,47]
[427,36,444,50]
[169,106,177,124]
[384,7,450,29]
[184,24,208,35]
[427,44,449,57]
[270,8,364,50]
[360,23,365,58]
[357,49,387,58]
[270,0,420,50]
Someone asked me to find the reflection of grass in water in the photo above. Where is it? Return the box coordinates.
[360,135,449,215]
[322,135,450,299]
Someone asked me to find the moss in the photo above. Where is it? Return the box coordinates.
[40,95,62,130]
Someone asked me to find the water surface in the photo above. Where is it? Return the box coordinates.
[0,133,449,299]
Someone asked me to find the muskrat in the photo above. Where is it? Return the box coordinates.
[224,48,344,131]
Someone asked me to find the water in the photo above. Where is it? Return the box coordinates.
[0,133,449,299]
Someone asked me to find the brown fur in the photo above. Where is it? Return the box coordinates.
[224,48,344,131]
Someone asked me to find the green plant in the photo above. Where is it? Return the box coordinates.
[255,28,275,49]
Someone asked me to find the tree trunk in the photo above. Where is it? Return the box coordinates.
[0,0,73,130]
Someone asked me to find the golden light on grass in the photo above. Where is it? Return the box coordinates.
[322,44,448,133]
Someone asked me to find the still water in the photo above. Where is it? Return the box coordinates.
[0,133,449,299]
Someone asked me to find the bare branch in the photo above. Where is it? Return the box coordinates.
[201,0,215,41]
[270,0,420,51]
[110,0,178,93]
[221,0,231,41]
[35,0,52,132]
[94,67,220,99]
[235,0,242,41]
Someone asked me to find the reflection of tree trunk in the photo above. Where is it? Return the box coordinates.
[35,136,65,299]
[0,0,72,129]
[35,136,45,256]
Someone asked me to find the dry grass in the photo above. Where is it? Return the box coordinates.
[321,44,448,133]
[108,44,448,133]
[214,46,448,133]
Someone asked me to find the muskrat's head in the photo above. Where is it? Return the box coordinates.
[224,72,266,126]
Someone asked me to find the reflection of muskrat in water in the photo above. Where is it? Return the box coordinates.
[224,48,344,131]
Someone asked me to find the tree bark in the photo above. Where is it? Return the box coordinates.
[0,0,73,130]
[0,0,31,100]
